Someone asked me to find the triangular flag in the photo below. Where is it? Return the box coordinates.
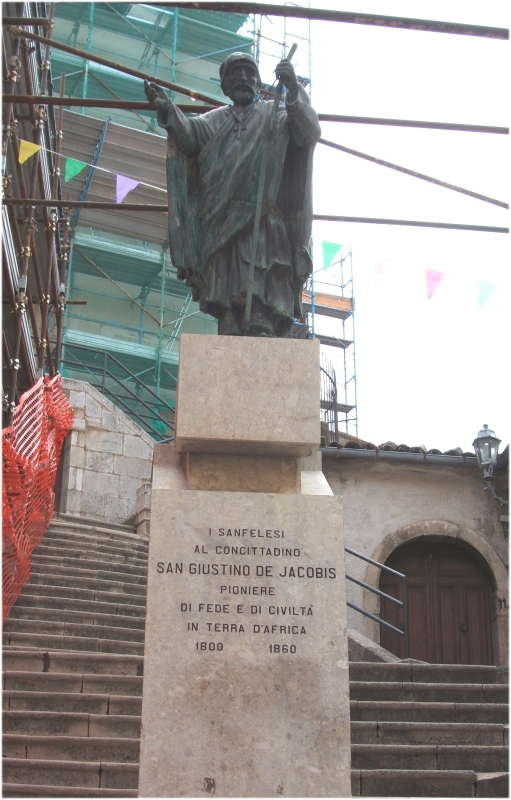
[322,241,342,269]
[116,174,139,203]
[425,269,445,300]
[373,262,387,284]
[64,157,87,182]
[18,139,41,164]
[477,281,496,308]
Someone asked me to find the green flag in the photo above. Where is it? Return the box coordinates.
[322,241,342,269]
[64,157,87,182]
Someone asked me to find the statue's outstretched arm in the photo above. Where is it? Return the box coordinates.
[144,81,198,155]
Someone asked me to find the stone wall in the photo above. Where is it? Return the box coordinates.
[59,379,155,524]
[322,454,509,665]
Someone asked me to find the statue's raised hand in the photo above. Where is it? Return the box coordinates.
[275,59,298,90]
[144,80,170,113]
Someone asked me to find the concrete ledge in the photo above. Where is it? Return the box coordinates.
[348,627,399,663]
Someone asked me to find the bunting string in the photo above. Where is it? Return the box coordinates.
[16,139,166,195]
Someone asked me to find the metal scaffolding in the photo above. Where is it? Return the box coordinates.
[2,2,507,436]
[2,1,253,436]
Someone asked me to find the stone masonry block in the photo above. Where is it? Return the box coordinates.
[85,430,123,455]
[123,435,153,460]
[114,455,151,480]
[175,334,320,456]
[69,390,86,409]
[72,417,86,432]
[69,446,85,469]
[101,409,119,432]
[82,470,119,498]
[105,496,133,521]
[85,394,102,422]
[85,450,115,473]
[81,492,106,518]
[62,378,84,393]
[75,468,83,492]
[118,475,145,501]
[64,490,81,514]
[118,416,141,435]
[67,467,76,490]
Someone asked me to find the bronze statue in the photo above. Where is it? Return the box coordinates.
[145,51,320,337]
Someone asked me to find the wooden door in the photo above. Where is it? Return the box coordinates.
[379,541,493,665]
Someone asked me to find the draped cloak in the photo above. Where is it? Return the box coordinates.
[161,85,321,334]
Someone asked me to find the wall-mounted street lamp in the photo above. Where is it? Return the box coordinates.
[472,424,508,507]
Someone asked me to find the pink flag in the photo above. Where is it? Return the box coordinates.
[373,262,387,284]
[425,269,445,300]
[116,174,139,203]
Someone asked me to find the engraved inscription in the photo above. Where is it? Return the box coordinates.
[155,522,337,654]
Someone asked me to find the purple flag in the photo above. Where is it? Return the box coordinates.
[116,174,139,203]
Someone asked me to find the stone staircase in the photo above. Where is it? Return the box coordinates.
[350,661,509,797]
[3,513,509,797]
[2,513,148,797]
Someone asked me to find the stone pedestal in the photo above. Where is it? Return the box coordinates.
[139,335,351,797]
[175,335,321,457]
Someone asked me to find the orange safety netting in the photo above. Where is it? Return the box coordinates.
[2,375,74,623]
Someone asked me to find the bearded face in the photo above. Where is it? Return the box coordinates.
[222,62,260,106]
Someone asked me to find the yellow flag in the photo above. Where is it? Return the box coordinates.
[18,139,42,164]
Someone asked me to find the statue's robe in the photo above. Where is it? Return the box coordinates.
[159,85,321,335]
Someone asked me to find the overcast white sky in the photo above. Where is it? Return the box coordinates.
[257,0,509,452]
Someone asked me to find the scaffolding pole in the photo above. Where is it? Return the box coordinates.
[153,3,509,39]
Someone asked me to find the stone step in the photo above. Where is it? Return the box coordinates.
[45,518,142,548]
[34,543,148,569]
[350,768,508,797]
[4,617,145,643]
[3,734,140,763]
[3,632,144,656]
[351,721,508,746]
[3,710,141,738]
[41,526,149,559]
[23,571,147,597]
[349,662,508,685]
[351,744,509,772]
[45,517,149,547]
[2,784,136,797]
[17,586,146,612]
[2,649,143,677]
[30,555,148,582]
[8,604,146,629]
[350,700,508,724]
[350,680,509,704]
[32,545,148,576]
[3,690,142,715]
[3,671,143,696]
[2,757,138,790]
[51,513,138,536]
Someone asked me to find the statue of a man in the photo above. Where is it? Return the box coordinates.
[145,53,321,337]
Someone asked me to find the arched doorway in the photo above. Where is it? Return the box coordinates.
[380,539,494,665]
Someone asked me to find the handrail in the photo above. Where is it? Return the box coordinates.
[345,546,409,658]
[56,341,175,442]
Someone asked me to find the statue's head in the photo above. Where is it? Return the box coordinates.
[220,53,261,105]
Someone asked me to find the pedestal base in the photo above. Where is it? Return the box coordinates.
[139,488,351,797]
